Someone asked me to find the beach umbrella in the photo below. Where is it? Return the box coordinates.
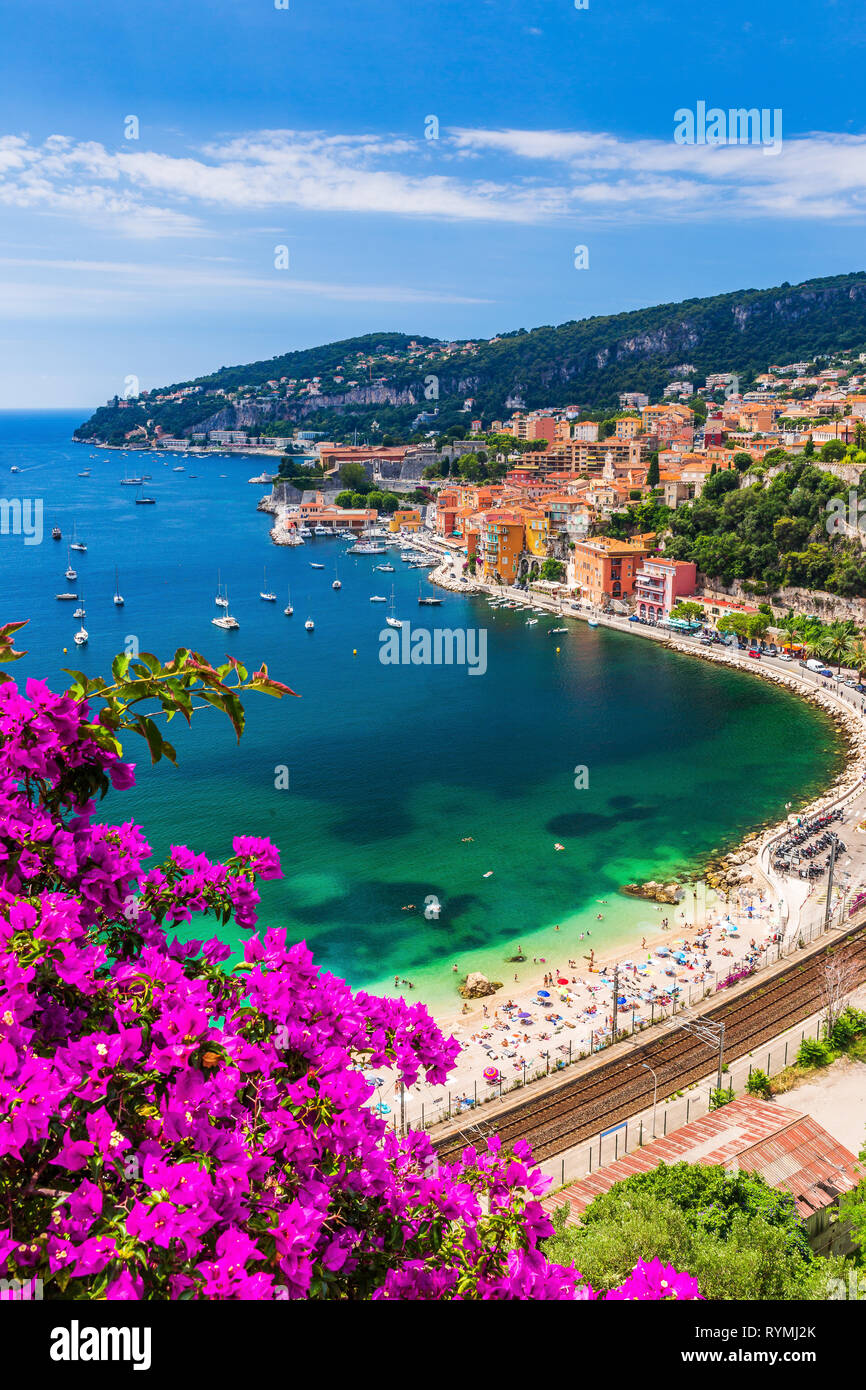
[537,989,551,998]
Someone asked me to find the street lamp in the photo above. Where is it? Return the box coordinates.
[628,1060,658,1138]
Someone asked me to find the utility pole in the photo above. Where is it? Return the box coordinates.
[825,836,837,930]
[611,963,619,1046]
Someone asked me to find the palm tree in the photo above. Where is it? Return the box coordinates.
[846,639,866,684]
[797,615,825,659]
[822,620,859,676]
[779,611,800,654]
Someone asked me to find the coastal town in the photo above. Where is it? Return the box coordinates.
[59,333,866,1308]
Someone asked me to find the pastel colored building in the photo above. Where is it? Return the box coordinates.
[480,511,525,583]
[633,557,698,621]
[519,508,550,556]
[389,508,422,531]
[569,536,650,606]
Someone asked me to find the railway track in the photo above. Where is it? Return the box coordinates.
[435,918,866,1166]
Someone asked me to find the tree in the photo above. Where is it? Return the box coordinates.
[544,1164,825,1301]
[847,638,866,682]
[646,454,660,487]
[819,947,861,1036]
[732,451,754,472]
[670,601,704,623]
[339,461,370,492]
[539,558,566,581]
[821,619,859,673]
[803,434,815,457]
[820,439,847,462]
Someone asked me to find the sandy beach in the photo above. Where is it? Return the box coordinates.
[357,533,866,1131]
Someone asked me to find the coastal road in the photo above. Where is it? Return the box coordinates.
[433,911,866,1166]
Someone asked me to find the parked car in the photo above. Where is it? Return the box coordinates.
[818,668,834,678]
[747,649,762,660]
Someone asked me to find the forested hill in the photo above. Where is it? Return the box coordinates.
[76,272,866,444]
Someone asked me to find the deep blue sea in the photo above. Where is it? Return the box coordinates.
[0,411,843,1012]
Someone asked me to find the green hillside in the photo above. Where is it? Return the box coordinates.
[76,272,866,445]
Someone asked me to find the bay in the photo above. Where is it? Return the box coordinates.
[0,410,843,1013]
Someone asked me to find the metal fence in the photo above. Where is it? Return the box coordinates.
[536,1011,831,1193]
[389,880,860,1138]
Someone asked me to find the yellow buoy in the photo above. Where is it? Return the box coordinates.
[63,647,67,654]
[353,649,357,656]
[556,646,560,652]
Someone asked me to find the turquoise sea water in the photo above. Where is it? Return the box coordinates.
[0,411,844,1013]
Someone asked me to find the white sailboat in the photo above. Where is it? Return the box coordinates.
[260,566,276,601]
[73,625,88,646]
[65,547,77,581]
[212,588,239,629]
[113,566,124,607]
[69,522,87,553]
[284,586,293,617]
[215,570,228,607]
[332,563,341,591]
[304,617,315,631]
[385,585,403,628]
[74,592,86,619]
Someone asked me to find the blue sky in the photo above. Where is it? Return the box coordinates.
[2,0,866,407]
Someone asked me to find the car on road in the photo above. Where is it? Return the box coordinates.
[778,652,792,661]
[747,649,761,659]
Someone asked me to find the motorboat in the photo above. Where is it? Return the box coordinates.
[55,593,78,601]
[370,595,387,603]
[314,525,329,536]
[300,526,313,538]
[374,563,395,572]
[52,527,61,540]
[348,539,386,555]
[135,496,156,504]
[305,618,314,631]
[310,562,325,569]
[10,465,20,473]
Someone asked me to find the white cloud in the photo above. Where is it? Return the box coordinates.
[451,125,866,221]
[0,256,489,318]
[1,122,865,240]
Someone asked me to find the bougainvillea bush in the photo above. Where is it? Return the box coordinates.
[0,625,699,1301]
